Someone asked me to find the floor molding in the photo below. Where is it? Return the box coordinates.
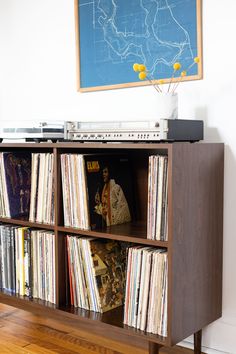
[180,340,232,354]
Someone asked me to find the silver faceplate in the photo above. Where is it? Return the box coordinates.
[65,120,169,141]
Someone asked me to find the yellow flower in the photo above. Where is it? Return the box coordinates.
[139,71,147,80]
[158,79,164,85]
[138,64,146,72]
[173,62,181,71]
[181,70,187,77]
[133,63,140,72]
[194,56,200,63]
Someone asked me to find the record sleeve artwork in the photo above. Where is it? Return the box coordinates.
[75,0,202,91]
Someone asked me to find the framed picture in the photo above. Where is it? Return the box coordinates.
[74,0,202,92]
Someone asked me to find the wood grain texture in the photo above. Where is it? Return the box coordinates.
[0,292,169,346]
[194,330,202,354]
[0,303,204,354]
[169,143,224,345]
[0,142,223,351]
[149,342,163,354]
[57,223,168,247]
[0,217,55,230]
[0,142,172,150]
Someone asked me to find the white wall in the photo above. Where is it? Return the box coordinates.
[0,1,235,353]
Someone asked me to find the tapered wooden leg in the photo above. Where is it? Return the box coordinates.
[194,329,202,354]
[149,342,162,354]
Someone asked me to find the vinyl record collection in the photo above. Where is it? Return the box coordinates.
[147,155,168,241]
[0,151,31,218]
[0,150,169,336]
[29,153,55,224]
[67,236,127,313]
[61,154,89,229]
[124,246,168,337]
[0,225,56,304]
[61,153,133,230]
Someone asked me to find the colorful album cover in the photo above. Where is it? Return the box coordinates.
[2,152,31,218]
[84,155,133,230]
[89,239,127,312]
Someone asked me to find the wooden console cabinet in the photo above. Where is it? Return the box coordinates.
[0,142,224,354]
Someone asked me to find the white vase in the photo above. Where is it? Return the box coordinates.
[156,92,178,120]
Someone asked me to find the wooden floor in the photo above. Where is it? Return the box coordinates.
[0,303,199,354]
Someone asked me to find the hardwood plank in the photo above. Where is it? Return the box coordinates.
[0,310,121,354]
[0,320,58,347]
[10,309,146,354]
[0,326,30,347]
[0,292,168,346]
[0,323,97,354]
[0,304,205,354]
[68,331,143,354]
[0,304,17,318]
[0,342,30,354]
[24,343,96,354]
[23,344,59,354]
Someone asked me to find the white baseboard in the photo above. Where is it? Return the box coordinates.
[177,316,236,354]
[180,340,232,354]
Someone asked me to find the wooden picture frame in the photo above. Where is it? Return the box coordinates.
[74,0,202,92]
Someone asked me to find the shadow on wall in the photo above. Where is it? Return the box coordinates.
[194,106,222,143]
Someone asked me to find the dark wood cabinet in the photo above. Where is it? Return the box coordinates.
[0,142,224,354]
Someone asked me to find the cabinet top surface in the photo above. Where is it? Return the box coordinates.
[0,142,224,149]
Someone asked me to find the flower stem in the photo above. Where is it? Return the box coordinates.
[167,71,176,93]
[147,74,162,93]
[172,74,184,93]
[172,77,182,94]
[156,84,162,93]
[148,78,160,93]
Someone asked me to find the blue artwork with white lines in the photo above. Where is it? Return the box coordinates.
[78,0,199,89]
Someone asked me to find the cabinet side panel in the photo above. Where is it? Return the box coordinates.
[170,143,224,345]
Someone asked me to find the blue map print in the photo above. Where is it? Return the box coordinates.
[78,0,199,89]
